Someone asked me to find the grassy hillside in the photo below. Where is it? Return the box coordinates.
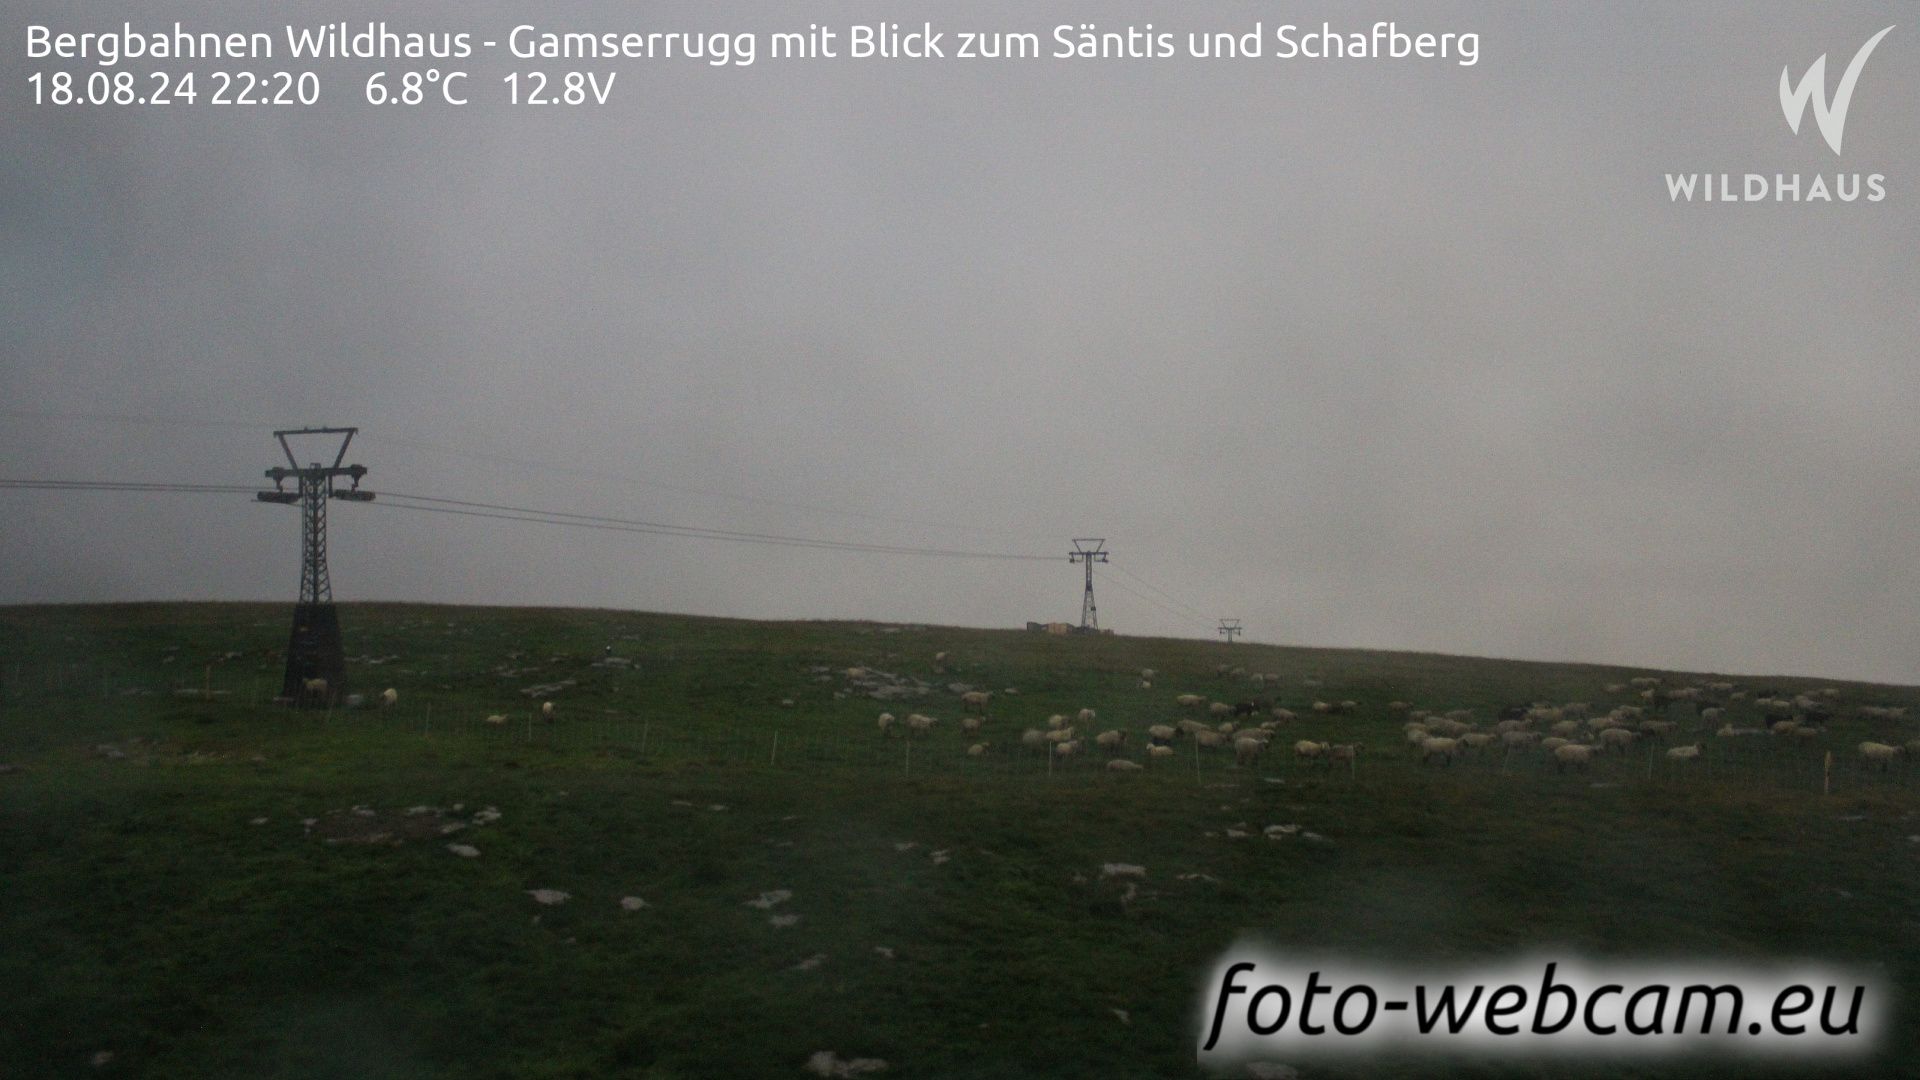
[1,603,1916,1079]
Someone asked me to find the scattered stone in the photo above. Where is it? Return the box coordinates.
[747,889,795,910]
[709,804,728,812]
[447,844,480,858]
[0,763,21,775]
[769,914,801,928]
[94,744,126,760]
[439,823,467,835]
[472,807,501,825]
[1225,829,1251,840]
[929,850,951,866]
[1101,863,1147,880]
[1264,824,1299,838]
[620,896,648,911]
[1177,873,1220,883]
[528,889,571,906]
[672,799,694,807]
[90,1050,114,1067]
[404,805,436,816]
[873,946,895,960]
[780,699,795,708]
[1112,1008,1130,1024]
[804,1051,888,1077]
[1300,832,1331,844]
[791,953,827,971]
[893,842,918,852]
[250,817,269,826]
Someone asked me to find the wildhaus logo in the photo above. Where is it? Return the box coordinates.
[1666,25,1892,203]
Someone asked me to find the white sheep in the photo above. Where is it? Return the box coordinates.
[1148,744,1176,760]
[1666,743,1703,761]
[1208,702,1233,718]
[967,742,988,757]
[1598,727,1637,753]
[1460,732,1495,750]
[1052,739,1080,760]
[1140,668,1157,680]
[960,716,983,735]
[1418,737,1459,765]
[1195,729,1225,750]
[905,713,938,735]
[1858,742,1904,770]
[959,690,992,714]
[1294,739,1328,761]
[540,701,555,721]
[1234,737,1265,766]
[1540,736,1572,753]
[1076,707,1097,724]
[302,677,329,697]
[877,712,896,736]
[379,688,398,708]
[1146,724,1177,744]
[1176,694,1205,709]
[1501,730,1540,748]
[1553,743,1595,771]
[484,714,508,726]
[1094,730,1127,753]
[1107,759,1143,772]
[1046,713,1070,730]
[1045,727,1076,745]
[1020,728,1048,750]
[1270,708,1297,722]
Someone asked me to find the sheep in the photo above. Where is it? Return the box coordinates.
[1148,744,1176,760]
[484,714,508,726]
[1176,719,1211,737]
[1540,737,1572,753]
[905,713,938,735]
[1459,733,1495,750]
[967,742,988,757]
[1404,726,1432,749]
[1294,739,1329,762]
[959,690,992,714]
[1234,737,1265,767]
[1020,728,1048,750]
[540,701,556,721]
[1501,730,1540,748]
[1326,743,1359,764]
[1195,729,1225,750]
[1493,719,1528,736]
[1176,694,1206,709]
[1107,759,1143,772]
[933,651,948,664]
[1140,668,1157,681]
[1699,707,1725,722]
[1209,702,1234,718]
[1637,719,1677,738]
[1553,743,1595,771]
[1051,740,1080,760]
[1138,680,1153,690]
[1217,721,1237,735]
[1419,737,1459,765]
[1046,713,1070,730]
[1076,707,1098,724]
[1146,724,1177,745]
[1045,727,1076,745]
[877,712,896,736]
[1270,708,1297,722]
[302,677,329,697]
[379,687,398,708]
[1549,719,1581,738]
[1716,724,1763,738]
[1598,727,1637,753]
[1666,743,1703,761]
[1858,742,1904,770]
[1387,701,1412,713]
[1310,701,1332,714]
[1095,730,1128,753]
[960,715,983,735]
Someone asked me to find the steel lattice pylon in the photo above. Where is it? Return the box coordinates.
[257,427,372,706]
[1069,538,1108,632]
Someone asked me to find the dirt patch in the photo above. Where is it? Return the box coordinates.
[308,806,463,846]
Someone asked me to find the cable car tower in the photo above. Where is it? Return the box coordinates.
[255,427,373,706]
[1069,538,1108,632]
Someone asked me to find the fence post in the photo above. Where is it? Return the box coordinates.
[641,721,649,754]
[424,703,432,737]
[1823,751,1832,796]
[771,730,780,767]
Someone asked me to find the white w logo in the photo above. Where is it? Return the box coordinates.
[1780,25,1894,155]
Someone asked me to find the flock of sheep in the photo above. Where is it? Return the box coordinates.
[865,661,1918,779]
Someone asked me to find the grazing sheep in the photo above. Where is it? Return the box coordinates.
[967,742,988,757]
[959,690,992,714]
[877,712,896,736]
[1550,719,1581,738]
[1327,743,1358,764]
[1107,759,1143,772]
[302,677,329,697]
[1217,721,1237,735]
[540,701,556,721]
[1046,714,1070,730]
[1501,730,1540,748]
[1138,680,1153,690]
[1294,739,1328,762]
[1460,733,1495,750]
[1209,702,1233,718]
[484,714,508,726]
[1020,728,1048,750]
[1140,668,1157,681]
[1598,728,1637,753]
[1419,737,1459,765]
[1148,744,1176,760]
[1270,708,1297,722]
[1146,724,1176,745]
[1637,719,1677,738]
[1387,701,1411,713]
[1045,727,1076,745]
[1310,701,1331,714]
[1404,726,1432,749]
[1176,719,1211,737]
[1076,708,1097,725]
[1540,737,1572,753]
[960,716,983,735]
[1234,737,1265,767]
[1176,694,1206,709]
[905,713,938,735]
[1699,707,1725,722]
[1195,729,1225,750]
[1716,724,1763,738]
[1858,742,1904,771]
[1553,744,1595,771]
[1095,730,1128,753]
[379,688,398,708]
[1051,740,1080,760]
[1666,743,1703,761]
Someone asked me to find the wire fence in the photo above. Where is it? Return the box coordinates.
[2,661,1915,794]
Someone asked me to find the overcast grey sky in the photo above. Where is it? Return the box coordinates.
[3,1,1917,684]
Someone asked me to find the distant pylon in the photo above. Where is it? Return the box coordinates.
[1069,539,1109,631]
[1218,618,1243,644]
[256,427,373,706]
